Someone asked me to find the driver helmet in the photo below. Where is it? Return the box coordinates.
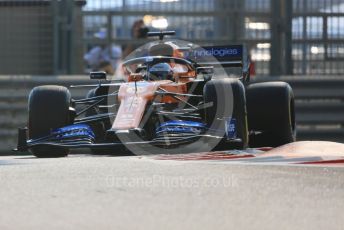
[148,63,173,81]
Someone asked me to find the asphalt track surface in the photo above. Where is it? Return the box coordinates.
[0,142,344,230]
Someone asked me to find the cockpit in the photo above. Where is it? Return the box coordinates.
[148,63,173,81]
[122,56,194,82]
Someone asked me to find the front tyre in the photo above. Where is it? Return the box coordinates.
[28,85,72,157]
[203,79,249,150]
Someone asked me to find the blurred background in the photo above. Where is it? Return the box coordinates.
[0,0,343,150]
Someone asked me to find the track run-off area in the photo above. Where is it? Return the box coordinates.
[0,141,344,230]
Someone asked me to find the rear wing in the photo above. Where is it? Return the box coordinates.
[185,45,250,75]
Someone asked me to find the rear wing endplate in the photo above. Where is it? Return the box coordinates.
[185,45,250,74]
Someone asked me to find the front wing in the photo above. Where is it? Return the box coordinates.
[15,124,241,152]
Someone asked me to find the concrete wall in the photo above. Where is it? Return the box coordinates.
[252,75,344,142]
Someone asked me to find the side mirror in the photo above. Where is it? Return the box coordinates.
[90,71,107,80]
[196,67,214,81]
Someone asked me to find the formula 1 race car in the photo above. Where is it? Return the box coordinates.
[16,31,296,157]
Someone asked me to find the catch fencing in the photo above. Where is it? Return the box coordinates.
[0,0,344,76]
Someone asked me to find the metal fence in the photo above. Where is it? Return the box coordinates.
[0,1,54,75]
[0,0,86,75]
[0,0,343,76]
[82,0,273,75]
[293,0,344,75]
[82,0,344,76]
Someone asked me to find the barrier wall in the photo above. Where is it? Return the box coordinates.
[252,76,344,142]
[0,75,343,151]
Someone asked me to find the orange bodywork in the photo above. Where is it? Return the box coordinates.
[113,81,159,130]
[113,43,197,131]
[159,82,188,103]
[112,80,189,130]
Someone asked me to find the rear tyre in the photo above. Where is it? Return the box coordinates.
[28,85,72,157]
[246,82,296,147]
[203,79,249,150]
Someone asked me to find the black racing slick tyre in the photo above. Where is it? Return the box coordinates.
[28,85,72,158]
[246,81,296,147]
[203,79,249,150]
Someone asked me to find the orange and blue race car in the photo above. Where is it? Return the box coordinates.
[15,31,296,157]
